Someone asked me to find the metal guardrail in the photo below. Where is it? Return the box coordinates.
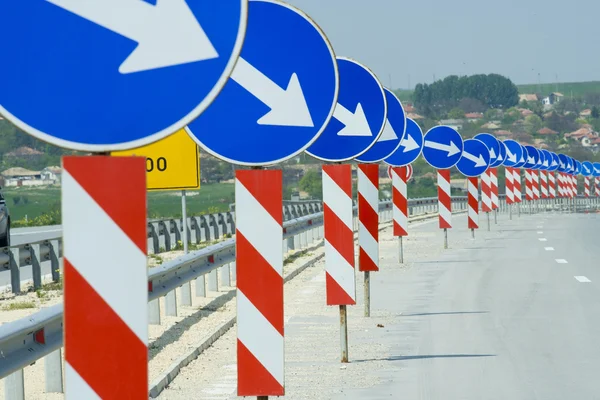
[0,196,475,396]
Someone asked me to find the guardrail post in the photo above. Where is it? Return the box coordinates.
[44,349,64,393]
[286,235,295,252]
[196,275,206,297]
[230,262,236,283]
[49,239,60,283]
[30,243,42,290]
[4,369,25,400]
[158,220,170,252]
[207,269,219,292]
[293,233,301,250]
[148,298,161,325]
[148,223,160,254]
[220,264,231,287]
[171,219,181,248]
[307,224,314,244]
[8,247,20,294]
[208,214,220,240]
[165,290,178,317]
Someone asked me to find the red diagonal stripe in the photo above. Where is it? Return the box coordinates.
[358,193,379,240]
[238,340,284,396]
[236,170,282,225]
[394,221,407,237]
[438,188,451,206]
[439,215,451,229]
[236,232,283,335]
[64,259,147,399]
[358,164,379,188]
[359,248,378,272]
[63,156,147,253]
[323,203,354,267]
[326,272,356,306]
[323,164,352,197]
[393,186,407,214]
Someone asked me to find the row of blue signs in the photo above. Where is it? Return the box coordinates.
[0,0,597,180]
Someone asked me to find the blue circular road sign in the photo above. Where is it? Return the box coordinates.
[356,88,406,162]
[541,150,554,171]
[384,118,424,167]
[0,0,248,151]
[574,160,583,175]
[502,140,523,167]
[537,149,549,170]
[593,162,600,177]
[581,161,594,177]
[306,57,387,162]
[474,133,501,167]
[187,0,338,165]
[422,126,464,169]
[557,154,569,172]
[456,139,491,177]
[548,152,560,171]
[524,146,540,169]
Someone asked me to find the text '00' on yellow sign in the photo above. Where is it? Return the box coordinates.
[112,129,200,191]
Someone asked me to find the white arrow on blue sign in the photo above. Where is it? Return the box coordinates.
[384,118,424,167]
[473,133,501,166]
[558,154,569,172]
[356,88,406,163]
[0,0,247,151]
[502,140,523,167]
[540,150,554,171]
[306,58,387,161]
[547,152,560,171]
[581,161,594,177]
[574,159,582,175]
[456,139,491,177]
[186,0,338,165]
[537,149,548,170]
[593,162,600,177]
[422,126,463,169]
[524,146,541,169]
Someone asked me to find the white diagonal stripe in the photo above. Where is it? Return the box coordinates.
[468,181,479,199]
[439,203,452,225]
[323,170,353,231]
[393,204,408,230]
[63,171,147,344]
[491,192,499,206]
[325,240,356,300]
[358,222,378,265]
[513,170,522,201]
[437,174,451,194]
[468,207,479,224]
[66,363,101,399]
[358,168,379,208]
[481,171,491,186]
[236,180,283,276]
[490,172,498,186]
[237,290,284,386]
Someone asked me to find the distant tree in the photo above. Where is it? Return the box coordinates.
[520,100,543,117]
[592,106,600,119]
[554,98,582,114]
[545,112,578,133]
[459,98,486,113]
[484,108,502,121]
[447,108,465,119]
[502,107,521,125]
[298,170,322,199]
[525,115,543,135]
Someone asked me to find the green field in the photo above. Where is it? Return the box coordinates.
[517,81,600,97]
[2,183,235,223]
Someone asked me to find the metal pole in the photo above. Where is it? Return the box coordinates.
[509,204,512,220]
[398,236,404,264]
[364,271,370,317]
[443,228,448,249]
[180,190,192,306]
[487,212,490,231]
[340,305,349,363]
[494,208,498,224]
[471,228,475,239]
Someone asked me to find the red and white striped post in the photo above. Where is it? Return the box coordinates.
[490,168,499,222]
[525,169,534,214]
[437,169,452,249]
[532,170,540,206]
[549,171,557,200]
[392,166,408,263]
[513,168,523,217]
[63,156,148,399]
[322,165,355,363]
[596,177,600,197]
[572,175,579,197]
[585,177,591,198]
[467,177,479,238]
[541,170,549,199]
[505,167,514,219]
[481,169,493,230]
[358,164,379,318]
[235,170,284,397]
[558,172,565,199]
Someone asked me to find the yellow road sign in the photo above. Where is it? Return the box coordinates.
[112,129,200,191]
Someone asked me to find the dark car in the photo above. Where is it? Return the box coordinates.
[0,190,9,248]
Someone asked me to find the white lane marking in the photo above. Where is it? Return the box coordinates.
[544,247,554,251]
[539,238,547,242]
[575,276,591,283]
[537,231,544,234]
[555,259,568,264]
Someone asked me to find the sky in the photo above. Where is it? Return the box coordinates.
[283,0,600,89]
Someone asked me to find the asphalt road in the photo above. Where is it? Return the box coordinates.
[342,211,600,399]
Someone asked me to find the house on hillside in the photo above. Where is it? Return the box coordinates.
[495,130,514,138]
[1,167,44,187]
[580,109,592,118]
[519,108,534,117]
[41,166,62,183]
[519,94,538,103]
[465,112,484,122]
[481,122,501,130]
[536,127,559,136]
[403,103,415,113]
[542,92,564,106]
[407,112,424,120]
[439,119,463,131]
[565,127,598,147]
